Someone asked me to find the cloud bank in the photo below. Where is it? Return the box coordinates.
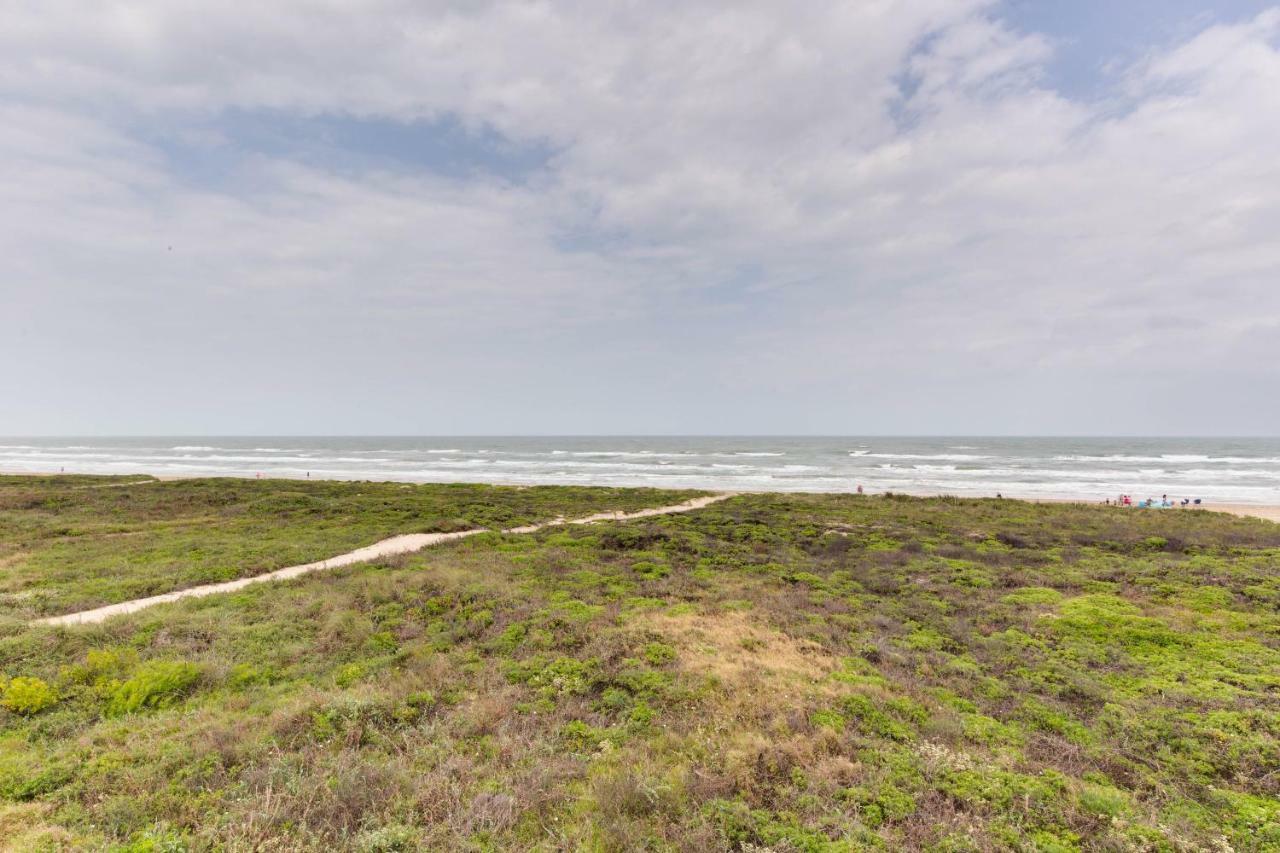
[3,2,1278,434]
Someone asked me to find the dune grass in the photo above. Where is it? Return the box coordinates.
[0,475,702,622]
[0,481,1278,850]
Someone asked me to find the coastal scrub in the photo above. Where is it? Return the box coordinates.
[0,478,1277,849]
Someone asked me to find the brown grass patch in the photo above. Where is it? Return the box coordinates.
[0,802,74,850]
[639,609,838,686]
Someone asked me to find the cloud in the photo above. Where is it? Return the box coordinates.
[1,2,1278,433]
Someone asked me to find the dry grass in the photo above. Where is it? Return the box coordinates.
[640,609,837,687]
[0,802,72,850]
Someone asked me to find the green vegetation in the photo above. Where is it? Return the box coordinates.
[0,475,700,621]
[1,676,57,715]
[1,479,1278,850]
[104,660,203,716]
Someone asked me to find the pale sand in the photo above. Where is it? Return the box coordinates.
[1206,503,1280,523]
[1021,496,1280,523]
[33,493,733,627]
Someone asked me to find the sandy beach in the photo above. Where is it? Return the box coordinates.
[1209,503,1280,522]
[1024,497,1280,523]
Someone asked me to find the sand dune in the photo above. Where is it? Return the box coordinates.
[34,493,733,627]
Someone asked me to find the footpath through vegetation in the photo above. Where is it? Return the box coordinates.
[34,493,731,626]
[0,477,1277,850]
[0,476,705,623]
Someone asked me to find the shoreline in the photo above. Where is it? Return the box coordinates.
[1015,495,1280,523]
[4,468,1279,523]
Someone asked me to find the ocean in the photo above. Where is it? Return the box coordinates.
[3,436,1279,505]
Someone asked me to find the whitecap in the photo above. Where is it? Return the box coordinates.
[864,453,991,461]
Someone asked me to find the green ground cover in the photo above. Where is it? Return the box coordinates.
[0,476,701,622]
[1,481,1278,850]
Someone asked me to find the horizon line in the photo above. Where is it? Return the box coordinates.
[4,434,1279,441]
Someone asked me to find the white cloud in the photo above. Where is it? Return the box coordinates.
[1,2,1278,432]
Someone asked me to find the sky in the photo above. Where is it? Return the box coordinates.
[3,0,1278,436]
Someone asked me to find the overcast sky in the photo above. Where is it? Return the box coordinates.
[3,1,1278,435]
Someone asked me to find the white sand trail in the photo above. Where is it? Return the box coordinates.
[35,493,733,627]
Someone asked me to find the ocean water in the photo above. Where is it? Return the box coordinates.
[2,436,1278,504]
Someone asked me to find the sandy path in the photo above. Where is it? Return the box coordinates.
[34,493,733,627]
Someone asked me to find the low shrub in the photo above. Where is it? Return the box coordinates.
[630,560,670,579]
[107,661,201,716]
[0,751,74,800]
[1078,782,1130,818]
[1000,587,1063,606]
[642,642,677,666]
[2,676,58,715]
